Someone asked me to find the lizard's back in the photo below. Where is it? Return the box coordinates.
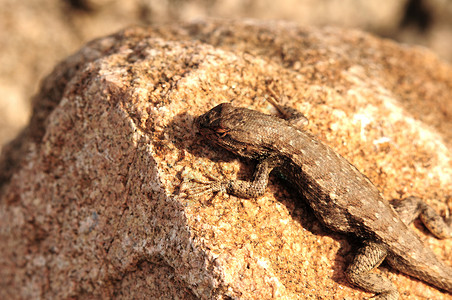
[264,115,452,291]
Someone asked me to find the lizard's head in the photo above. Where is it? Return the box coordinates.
[195,103,267,159]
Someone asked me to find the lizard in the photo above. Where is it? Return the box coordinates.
[191,98,452,299]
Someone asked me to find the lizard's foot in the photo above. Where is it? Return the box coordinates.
[183,178,230,198]
[346,241,399,300]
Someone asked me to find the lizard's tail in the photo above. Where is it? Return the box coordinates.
[387,248,452,293]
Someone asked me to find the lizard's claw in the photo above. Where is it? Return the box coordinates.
[184,179,230,198]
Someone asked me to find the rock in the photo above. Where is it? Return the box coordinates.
[6,0,452,150]
[0,20,451,299]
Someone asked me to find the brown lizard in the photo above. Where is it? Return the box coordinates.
[192,100,452,299]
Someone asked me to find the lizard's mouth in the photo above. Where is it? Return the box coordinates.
[194,114,210,135]
[194,115,220,146]
[194,106,223,138]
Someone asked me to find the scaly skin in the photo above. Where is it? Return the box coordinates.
[193,102,452,299]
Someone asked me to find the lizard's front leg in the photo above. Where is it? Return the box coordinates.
[190,157,279,199]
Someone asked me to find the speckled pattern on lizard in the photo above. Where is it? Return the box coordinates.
[192,99,452,300]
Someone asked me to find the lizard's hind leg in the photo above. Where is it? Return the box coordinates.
[391,196,451,239]
[346,241,399,299]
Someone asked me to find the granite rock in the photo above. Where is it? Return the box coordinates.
[1,20,451,299]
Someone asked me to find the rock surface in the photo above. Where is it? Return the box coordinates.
[4,0,452,150]
[1,20,451,299]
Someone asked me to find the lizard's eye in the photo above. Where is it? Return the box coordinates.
[215,128,229,138]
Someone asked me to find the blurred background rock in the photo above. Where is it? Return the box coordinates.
[1,0,451,149]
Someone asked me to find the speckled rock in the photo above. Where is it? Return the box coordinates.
[0,20,451,299]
